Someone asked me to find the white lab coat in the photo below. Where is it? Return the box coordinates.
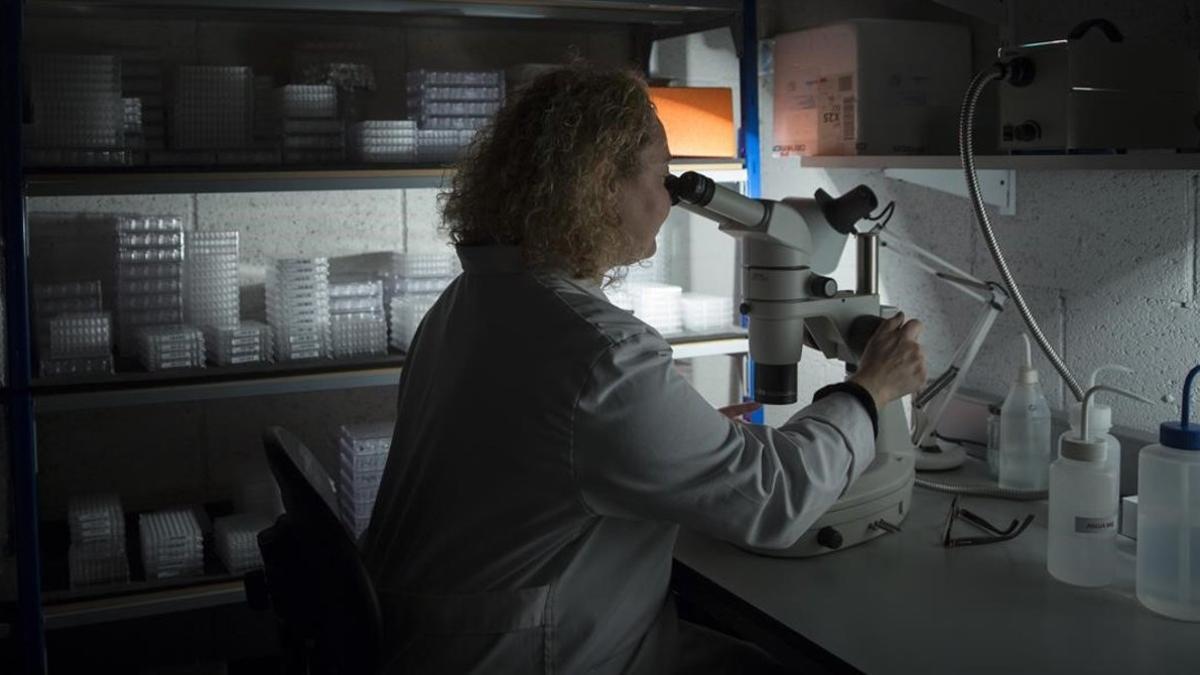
[361,245,877,674]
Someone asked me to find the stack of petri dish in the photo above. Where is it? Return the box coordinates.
[406,70,503,161]
[212,513,271,574]
[115,215,185,356]
[33,280,115,377]
[27,54,125,165]
[206,320,272,366]
[136,324,206,371]
[276,85,344,164]
[171,66,253,151]
[628,283,684,335]
[336,422,394,538]
[139,509,205,580]
[185,230,240,337]
[604,287,634,313]
[680,293,734,333]
[329,279,388,358]
[349,120,416,163]
[68,493,130,589]
[266,257,331,361]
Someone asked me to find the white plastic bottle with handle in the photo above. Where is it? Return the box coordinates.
[999,333,1052,491]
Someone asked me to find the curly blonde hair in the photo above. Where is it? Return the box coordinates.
[440,65,659,281]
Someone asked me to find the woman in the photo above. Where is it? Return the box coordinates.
[362,64,925,674]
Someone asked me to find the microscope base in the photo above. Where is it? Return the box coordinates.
[739,450,915,558]
[914,441,967,471]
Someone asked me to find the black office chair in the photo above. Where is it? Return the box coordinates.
[245,426,383,674]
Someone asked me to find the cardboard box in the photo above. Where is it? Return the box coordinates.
[649,86,736,157]
[773,19,970,156]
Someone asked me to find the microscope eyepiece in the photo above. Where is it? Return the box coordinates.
[668,171,717,207]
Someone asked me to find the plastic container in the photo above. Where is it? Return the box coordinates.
[1048,384,1150,587]
[1061,365,1133,476]
[1136,364,1200,621]
[999,334,1053,491]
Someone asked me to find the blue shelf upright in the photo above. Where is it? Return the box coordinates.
[2,0,47,671]
[737,0,764,423]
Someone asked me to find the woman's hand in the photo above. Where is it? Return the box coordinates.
[850,312,927,410]
[718,401,761,422]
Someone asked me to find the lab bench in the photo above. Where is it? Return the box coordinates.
[673,486,1200,675]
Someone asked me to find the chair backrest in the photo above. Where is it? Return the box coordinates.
[260,425,383,674]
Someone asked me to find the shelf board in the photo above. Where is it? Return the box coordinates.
[28,0,740,27]
[32,331,747,411]
[26,159,744,196]
[796,153,1200,171]
[43,578,245,630]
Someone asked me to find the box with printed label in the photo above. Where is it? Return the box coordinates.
[773,19,970,157]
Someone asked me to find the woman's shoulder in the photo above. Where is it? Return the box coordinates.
[532,275,668,352]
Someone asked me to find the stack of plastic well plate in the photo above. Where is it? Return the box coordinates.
[33,281,114,377]
[329,279,388,358]
[336,422,394,538]
[213,513,271,574]
[276,85,344,164]
[628,283,683,335]
[139,508,204,580]
[415,129,477,162]
[171,66,252,150]
[350,120,416,163]
[45,312,113,359]
[122,52,165,151]
[604,287,634,313]
[381,252,461,305]
[68,493,130,588]
[185,231,240,333]
[115,215,185,356]
[407,70,503,138]
[680,293,734,333]
[253,75,278,142]
[266,257,331,361]
[388,293,440,352]
[123,97,144,150]
[136,324,206,371]
[29,54,124,151]
[205,320,272,366]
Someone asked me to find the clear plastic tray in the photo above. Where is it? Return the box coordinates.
[40,355,115,377]
[408,100,501,117]
[390,253,461,279]
[406,69,503,87]
[405,84,503,101]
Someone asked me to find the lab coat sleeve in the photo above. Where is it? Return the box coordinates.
[572,331,877,549]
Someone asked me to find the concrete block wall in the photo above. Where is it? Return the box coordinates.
[759,0,1200,436]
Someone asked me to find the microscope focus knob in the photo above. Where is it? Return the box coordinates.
[739,302,752,316]
[808,275,838,298]
[817,526,844,550]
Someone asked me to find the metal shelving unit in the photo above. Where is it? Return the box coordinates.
[31,331,748,412]
[5,2,755,670]
[27,160,746,197]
